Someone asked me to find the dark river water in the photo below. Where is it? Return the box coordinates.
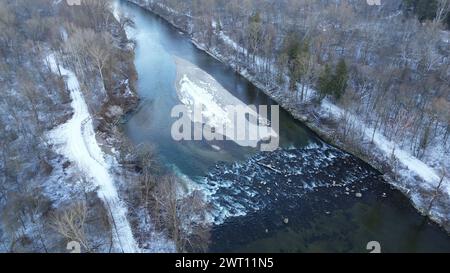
[117,1,450,252]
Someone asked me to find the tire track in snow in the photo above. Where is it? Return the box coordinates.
[46,54,139,253]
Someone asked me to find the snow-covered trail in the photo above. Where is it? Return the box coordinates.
[46,54,139,253]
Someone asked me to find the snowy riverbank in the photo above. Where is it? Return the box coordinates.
[207,34,450,231]
[124,0,450,233]
[201,38,450,232]
[46,54,139,253]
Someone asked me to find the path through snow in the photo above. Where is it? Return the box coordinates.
[46,54,139,253]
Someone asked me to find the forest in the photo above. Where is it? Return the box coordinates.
[129,0,450,223]
[0,0,449,253]
[0,0,139,252]
[0,0,209,253]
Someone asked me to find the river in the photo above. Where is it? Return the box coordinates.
[116,1,450,252]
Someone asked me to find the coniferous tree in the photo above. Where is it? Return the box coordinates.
[282,34,310,92]
[333,59,348,100]
[317,64,333,101]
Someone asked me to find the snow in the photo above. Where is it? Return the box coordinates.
[214,24,450,225]
[133,209,177,253]
[112,1,121,22]
[174,57,278,148]
[209,17,449,223]
[46,54,139,253]
[209,19,268,69]
[218,32,245,54]
[441,30,450,43]
[65,0,81,6]
[113,1,137,42]
[321,99,449,195]
[217,31,266,68]
[178,74,231,127]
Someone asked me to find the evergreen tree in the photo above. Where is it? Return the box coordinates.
[333,59,348,100]
[317,59,348,101]
[317,64,333,101]
[282,34,310,92]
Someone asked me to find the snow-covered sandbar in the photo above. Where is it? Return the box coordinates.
[173,56,278,149]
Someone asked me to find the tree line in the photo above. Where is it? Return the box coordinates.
[138,0,449,166]
[0,0,136,252]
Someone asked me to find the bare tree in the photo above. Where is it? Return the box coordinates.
[426,169,447,215]
[80,0,112,31]
[118,13,135,33]
[51,202,91,252]
[435,0,450,24]
[150,175,211,252]
[65,28,114,92]
[0,2,17,58]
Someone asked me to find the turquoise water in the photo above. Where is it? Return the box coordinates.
[117,1,450,252]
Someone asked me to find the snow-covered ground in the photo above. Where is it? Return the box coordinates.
[174,56,277,148]
[217,30,266,69]
[196,18,450,226]
[321,99,447,189]
[124,0,450,230]
[320,99,450,220]
[193,15,450,226]
[46,54,139,253]
[113,3,179,252]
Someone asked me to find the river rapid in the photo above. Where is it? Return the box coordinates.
[116,1,450,252]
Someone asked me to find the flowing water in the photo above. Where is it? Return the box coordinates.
[117,1,450,252]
